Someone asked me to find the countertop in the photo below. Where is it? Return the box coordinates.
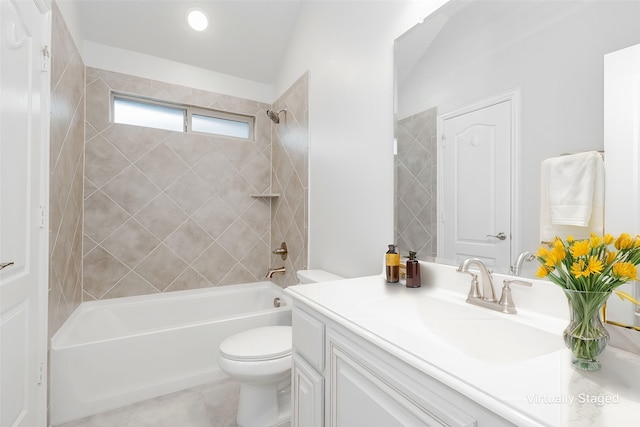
[285,267,640,427]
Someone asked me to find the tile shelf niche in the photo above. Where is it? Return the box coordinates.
[250,193,280,198]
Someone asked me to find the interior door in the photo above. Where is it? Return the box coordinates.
[604,43,640,326]
[1,0,50,425]
[440,98,513,268]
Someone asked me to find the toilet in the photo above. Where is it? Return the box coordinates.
[218,269,343,427]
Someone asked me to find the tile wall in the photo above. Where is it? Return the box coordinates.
[395,107,438,260]
[83,68,276,299]
[269,74,309,287]
[49,1,85,336]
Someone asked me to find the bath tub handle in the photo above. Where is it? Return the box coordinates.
[274,297,282,308]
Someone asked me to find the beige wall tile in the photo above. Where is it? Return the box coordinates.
[395,107,437,259]
[270,73,309,288]
[133,244,188,291]
[82,68,308,299]
[49,1,85,338]
[83,246,129,299]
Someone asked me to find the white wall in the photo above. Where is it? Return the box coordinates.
[54,1,275,103]
[81,42,275,103]
[275,1,447,278]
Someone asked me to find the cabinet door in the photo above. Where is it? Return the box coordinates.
[329,345,458,427]
[292,354,324,427]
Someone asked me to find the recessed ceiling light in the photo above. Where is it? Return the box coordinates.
[186,7,209,32]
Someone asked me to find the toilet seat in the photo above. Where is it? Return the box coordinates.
[220,326,292,362]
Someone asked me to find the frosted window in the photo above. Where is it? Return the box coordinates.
[113,98,184,132]
[192,114,250,139]
[111,93,254,141]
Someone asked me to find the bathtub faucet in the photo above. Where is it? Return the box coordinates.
[266,266,286,279]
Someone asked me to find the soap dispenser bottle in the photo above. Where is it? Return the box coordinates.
[385,244,400,283]
[405,251,421,288]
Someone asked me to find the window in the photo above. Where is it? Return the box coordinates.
[112,93,254,140]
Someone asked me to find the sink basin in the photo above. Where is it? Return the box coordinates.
[416,295,564,364]
[358,291,564,364]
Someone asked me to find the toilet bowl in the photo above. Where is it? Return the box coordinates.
[218,269,343,427]
[218,326,292,427]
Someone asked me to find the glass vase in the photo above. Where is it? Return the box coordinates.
[562,289,611,371]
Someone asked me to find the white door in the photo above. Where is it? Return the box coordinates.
[604,43,640,326]
[1,0,50,426]
[439,96,514,268]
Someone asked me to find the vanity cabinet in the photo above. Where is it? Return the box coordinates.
[291,303,515,427]
[292,354,324,427]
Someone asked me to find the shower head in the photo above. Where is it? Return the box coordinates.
[266,108,286,124]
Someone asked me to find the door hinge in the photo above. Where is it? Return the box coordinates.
[441,134,446,148]
[37,362,44,385]
[41,45,50,72]
[39,205,46,228]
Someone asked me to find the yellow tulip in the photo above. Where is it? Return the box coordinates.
[536,246,550,259]
[570,259,589,278]
[604,234,615,245]
[590,233,603,248]
[613,262,638,281]
[615,233,633,250]
[587,256,604,276]
[570,240,590,258]
[606,251,617,265]
[551,245,566,263]
[536,265,551,278]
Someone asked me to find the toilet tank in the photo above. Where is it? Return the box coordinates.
[296,269,344,284]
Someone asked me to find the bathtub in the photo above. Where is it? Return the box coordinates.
[49,281,291,425]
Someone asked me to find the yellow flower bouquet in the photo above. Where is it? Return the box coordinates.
[536,233,640,371]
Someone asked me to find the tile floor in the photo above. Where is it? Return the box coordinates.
[55,379,290,427]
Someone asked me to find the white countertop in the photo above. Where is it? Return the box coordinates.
[286,266,640,427]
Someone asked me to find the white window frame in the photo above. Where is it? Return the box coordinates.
[111,92,255,141]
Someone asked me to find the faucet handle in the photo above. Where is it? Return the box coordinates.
[498,279,532,314]
[466,273,482,300]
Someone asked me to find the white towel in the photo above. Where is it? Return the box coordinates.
[539,151,604,243]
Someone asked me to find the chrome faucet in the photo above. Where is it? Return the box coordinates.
[457,258,497,302]
[510,251,535,276]
[457,258,532,314]
[266,266,286,279]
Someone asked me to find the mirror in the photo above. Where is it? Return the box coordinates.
[394,0,640,321]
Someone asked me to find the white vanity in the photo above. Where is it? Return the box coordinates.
[285,262,640,426]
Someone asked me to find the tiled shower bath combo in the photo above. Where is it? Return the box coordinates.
[49,4,309,424]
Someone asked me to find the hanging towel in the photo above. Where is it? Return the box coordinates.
[539,151,604,243]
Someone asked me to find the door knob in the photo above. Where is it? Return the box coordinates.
[486,232,507,241]
[0,261,15,270]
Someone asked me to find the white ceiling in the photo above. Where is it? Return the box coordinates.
[68,0,302,85]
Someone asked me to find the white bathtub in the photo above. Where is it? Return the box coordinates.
[49,281,291,425]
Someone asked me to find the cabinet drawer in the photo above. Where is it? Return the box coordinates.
[292,308,325,371]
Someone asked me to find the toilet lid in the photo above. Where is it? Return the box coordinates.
[220,326,292,361]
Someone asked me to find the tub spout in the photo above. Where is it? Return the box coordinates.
[266,266,286,279]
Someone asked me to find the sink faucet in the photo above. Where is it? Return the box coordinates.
[510,251,535,276]
[457,258,532,314]
[457,258,497,302]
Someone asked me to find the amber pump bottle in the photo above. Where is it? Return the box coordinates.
[385,244,400,283]
[405,251,421,288]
